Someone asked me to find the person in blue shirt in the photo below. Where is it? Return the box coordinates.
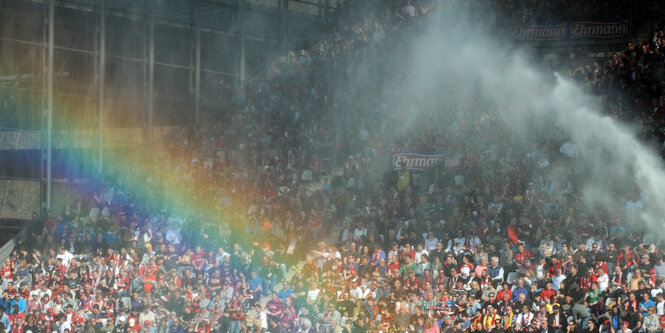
[16,295,26,314]
[0,296,7,317]
[0,306,11,333]
[5,295,19,315]
[371,248,385,266]
[511,278,529,302]
[55,220,69,241]
[610,305,621,333]
[277,281,293,300]
[466,296,482,317]
[247,271,262,306]
[638,292,655,316]
[488,257,504,283]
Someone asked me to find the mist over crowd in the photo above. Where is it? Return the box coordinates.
[2,0,665,333]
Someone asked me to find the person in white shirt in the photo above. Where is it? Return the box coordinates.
[414,244,429,264]
[352,225,366,241]
[618,319,632,333]
[254,304,269,331]
[467,233,482,253]
[139,306,156,326]
[597,269,610,291]
[655,293,665,316]
[56,247,74,268]
[362,280,378,300]
[653,258,665,279]
[424,233,439,252]
[402,0,416,18]
[515,305,534,332]
[165,227,181,245]
[460,256,473,279]
[57,316,70,333]
[585,237,603,252]
[350,281,364,300]
[451,231,467,254]
[625,192,645,214]
[651,283,664,300]
[552,268,566,291]
[306,281,321,305]
[539,239,556,257]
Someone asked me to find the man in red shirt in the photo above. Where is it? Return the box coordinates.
[265,292,283,323]
[127,318,141,333]
[9,314,24,333]
[140,259,158,293]
[514,244,532,268]
[192,246,207,273]
[580,267,598,291]
[540,281,556,303]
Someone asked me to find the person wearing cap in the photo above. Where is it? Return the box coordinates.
[617,320,632,333]
[99,317,115,333]
[114,308,127,326]
[404,269,419,290]
[74,319,92,333]
[141,244,154,266]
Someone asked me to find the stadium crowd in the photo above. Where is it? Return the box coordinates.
[2,1,665,333]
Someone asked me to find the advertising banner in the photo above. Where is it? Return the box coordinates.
[570,20,630,39]
[510,23,567,41]
[392,153,446,172]
[509,21,630,41]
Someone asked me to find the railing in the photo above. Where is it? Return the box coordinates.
[0,223,27,264]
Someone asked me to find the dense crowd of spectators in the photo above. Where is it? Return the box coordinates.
[2,1,665,333]
[558,20,665,154]
[506,0,662,24]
